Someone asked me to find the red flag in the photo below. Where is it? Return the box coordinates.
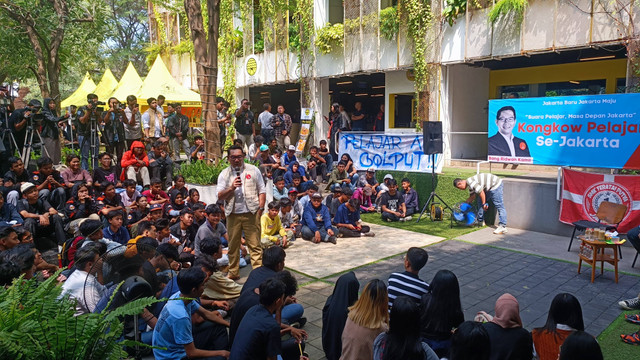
[560,168,640,233]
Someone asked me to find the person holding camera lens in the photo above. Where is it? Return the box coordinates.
[8,99,41,155]
[41,98,69,165]
[123,95,142,149]
[76,93,103,170]
[102,97,126,164]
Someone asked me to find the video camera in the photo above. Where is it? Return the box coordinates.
[89,99,106,112]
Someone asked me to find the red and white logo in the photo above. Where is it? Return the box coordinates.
[245,174,252,180]
[582,181,631,221]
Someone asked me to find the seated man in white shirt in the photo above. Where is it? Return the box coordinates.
[61,243,106,315]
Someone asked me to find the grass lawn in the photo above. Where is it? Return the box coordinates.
[361,212,481,240]
[598,310,640,359]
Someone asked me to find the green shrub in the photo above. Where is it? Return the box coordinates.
[488,0,528,24]
[379,7,399,40]
[180,160,229,185]
[0,271,158,359]
[315,23,344,55]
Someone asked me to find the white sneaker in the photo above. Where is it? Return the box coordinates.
[404,216,413,222]
[493,225,508,234]
[399,217,405,222]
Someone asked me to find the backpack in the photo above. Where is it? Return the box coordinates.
[61,236,85,268]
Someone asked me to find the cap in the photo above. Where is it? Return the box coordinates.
[342,187,353,196]
[288,188,298,194]
[288,145,296,151]
[150,203,163,211]
[383,174,393,180]
[260,144,269,151]
[366,168,375,173]
[20,182,36,193]
[311,193,323,199]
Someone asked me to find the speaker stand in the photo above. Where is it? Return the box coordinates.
[416,153,452,224]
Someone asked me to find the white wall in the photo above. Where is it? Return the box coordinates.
[444,64,490,160]
[384,70,417,133]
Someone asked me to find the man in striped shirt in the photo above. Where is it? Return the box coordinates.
[454,173,507,234]
[387,247,430,309]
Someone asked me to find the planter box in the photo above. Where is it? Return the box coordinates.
[186,183,219,205]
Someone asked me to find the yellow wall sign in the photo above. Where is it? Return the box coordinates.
[246,56,258,76]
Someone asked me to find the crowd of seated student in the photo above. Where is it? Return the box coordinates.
[0,141,608,360]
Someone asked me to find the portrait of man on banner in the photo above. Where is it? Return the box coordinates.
[488,105,531,157]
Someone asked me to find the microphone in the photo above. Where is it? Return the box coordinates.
[234,167,241,177]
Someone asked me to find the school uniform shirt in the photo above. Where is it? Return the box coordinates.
[65,198,98,222]
[152,292,201,360]
[30,170,65,191]
[229,304,281,360]
[3,169,32,185]
[96,194,124,213]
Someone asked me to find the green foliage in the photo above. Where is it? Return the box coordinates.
[288,23,301,52]
[220,0,238,107]
[400,0,432,92]
[379,7,400,41]
[443,0,468,26]
[102,0,149,78]
[488,0,528,25]
[315,23,345,55]
[0,271,158,359]
[598,310,640,360]
[254,32,265,54]
[180,160,229,185]
[144,42,170,68]
[173,39,195,56]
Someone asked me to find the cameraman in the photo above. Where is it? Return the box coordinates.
[123,94,142,149]
[8,99,41,154]
[41,98,69,165]
[76,93,102,170]
[102,97,126,163]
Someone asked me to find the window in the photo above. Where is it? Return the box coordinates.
[329,0,344,24]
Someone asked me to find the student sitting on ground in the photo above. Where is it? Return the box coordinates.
[380,179,412,222]
[31,156,67,211]
[97,181,125,220]
[121,179,141,210]
[330,186,352,219]
[279,198,300,238]
[194,204,228,256]
[333,198,374,238]
[200,237,243,306]
[261,200,293,249]
[103,210,130,245]
[327,161,352,192]
[64,182,100,236]
[0,192,23,228]
[92,152,121,190]
[287,189,304,223]
[61,243,106,315]
[142,177,170,205]
[152,267,230,360]
[308,146,328,183]
[532,293,584,360]
[273,176,288,201]
[18,182,66,255]
[169,208,196,253]
[301,193,337,244]
[401,178,419,216]
[353,186,376,213]
[387,247,429,308]
[4,156,32,206]
[148,140,173,189]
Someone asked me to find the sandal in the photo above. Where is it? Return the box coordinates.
[625,314,640,325]
[621,331,640,345]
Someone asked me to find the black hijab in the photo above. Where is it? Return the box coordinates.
[322,271,360,360]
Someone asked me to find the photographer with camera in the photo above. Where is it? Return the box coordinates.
[41,98,70,165]
[102,97,126,164]
[166,103,190,160]
[8,99,41,154]
[76,93,105,170]
[123,95,143,149]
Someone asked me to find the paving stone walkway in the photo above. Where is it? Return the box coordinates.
[288,234,640,360]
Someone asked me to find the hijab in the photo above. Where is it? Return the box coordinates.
[169,189,187,211]
[322,271,360,360]
[491,293,523,329]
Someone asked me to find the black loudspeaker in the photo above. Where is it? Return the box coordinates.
[423,121,443,155]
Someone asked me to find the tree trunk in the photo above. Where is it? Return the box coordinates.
[184,0,221,161]
[626,38,639,93]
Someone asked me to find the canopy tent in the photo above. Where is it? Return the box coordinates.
[92,69,118,101]
[61,73,96,108]
[110,62,143,101]
[137,55,201,106]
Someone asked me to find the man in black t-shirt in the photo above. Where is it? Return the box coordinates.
[3,157,32,206]
[17,182,66,252]
[30,156,67,211]
[234,99,255,152]
[76,93,103,170]
[379,179,411,222]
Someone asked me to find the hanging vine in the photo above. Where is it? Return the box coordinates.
[294,0,315,105]
[488,0,528,25]
[400,0,432,93]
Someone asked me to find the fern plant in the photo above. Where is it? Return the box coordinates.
[0,272,159,360]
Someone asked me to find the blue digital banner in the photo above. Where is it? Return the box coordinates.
[487,93,640,169]
[338,132,444,173]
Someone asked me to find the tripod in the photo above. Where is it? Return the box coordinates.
[22,121,50,168]
[79,110,101,170]
[416,153,452,223]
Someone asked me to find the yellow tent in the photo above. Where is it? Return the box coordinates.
[137,55,201,106]
[92,69,119,101]
[110,62,143,102]
[61,73,96,108]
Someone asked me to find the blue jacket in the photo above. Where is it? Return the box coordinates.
[0,203,23,227]
[333,203,360,226]
[302,202,332,232]
[283,167,307,187]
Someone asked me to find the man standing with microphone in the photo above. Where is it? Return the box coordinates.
[217,145,266,280]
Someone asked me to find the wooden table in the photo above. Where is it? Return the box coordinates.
[577,236,621,283]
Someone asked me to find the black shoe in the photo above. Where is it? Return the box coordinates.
[328,236,337,244]
[292,317,307,328]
